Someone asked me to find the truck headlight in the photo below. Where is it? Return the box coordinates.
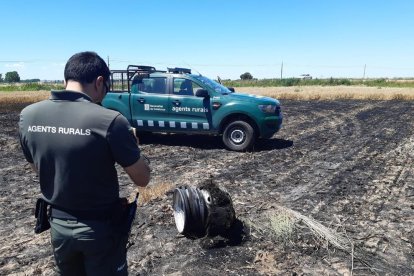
[258,104,277,113]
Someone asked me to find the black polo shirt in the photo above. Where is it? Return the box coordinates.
[19,90,140,211]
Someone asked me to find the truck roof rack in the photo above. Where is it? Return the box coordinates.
[167,67,191,74]
[127,65,157,74]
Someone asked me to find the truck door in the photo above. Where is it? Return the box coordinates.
[168,78,212,132]
[130,77,170,131]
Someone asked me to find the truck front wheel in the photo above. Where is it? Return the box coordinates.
[222,120,256,151]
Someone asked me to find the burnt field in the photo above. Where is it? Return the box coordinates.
[1,100,414,275]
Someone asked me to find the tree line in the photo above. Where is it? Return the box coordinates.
[2,70,413,89]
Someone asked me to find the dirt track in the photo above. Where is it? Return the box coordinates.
[1,100,413,275]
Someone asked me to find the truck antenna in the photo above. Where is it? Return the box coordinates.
[183,61,202,76]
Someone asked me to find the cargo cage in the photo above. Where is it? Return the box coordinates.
[108,65,157,92]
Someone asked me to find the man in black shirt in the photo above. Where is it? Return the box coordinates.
[19,51,150,275]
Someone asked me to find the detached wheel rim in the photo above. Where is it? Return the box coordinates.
[173,189,187,234]
[173,197,185,233]
[174,209,185,233]
[230,129,245,144]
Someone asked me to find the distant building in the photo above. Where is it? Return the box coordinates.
[300,74,312,80]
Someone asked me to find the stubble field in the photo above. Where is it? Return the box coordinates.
[1,86,413,275]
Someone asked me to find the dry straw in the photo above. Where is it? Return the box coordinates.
[249,205,352,253]
[1,86,414,106]
[136,182,173,204]
[236,86,414,101]
[278,206,351,251]
[0,91,50,105]
[248,205,382,274]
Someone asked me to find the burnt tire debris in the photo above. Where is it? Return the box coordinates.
[173,179,237,240]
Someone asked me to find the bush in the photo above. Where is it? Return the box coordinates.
[222,77,414,88]
[0,83,64,92]
[281,78,300,86]
[240,72,253,80]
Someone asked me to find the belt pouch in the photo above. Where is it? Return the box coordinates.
[113,194,138,236]
[34,198,50,234]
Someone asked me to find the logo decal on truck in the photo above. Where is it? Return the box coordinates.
[144,104,166,112]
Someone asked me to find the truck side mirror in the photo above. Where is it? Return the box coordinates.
[227,87,235,92]
[195,89,209,98]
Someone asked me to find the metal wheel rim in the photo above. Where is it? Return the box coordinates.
[173,201,185,233]
[173,189,186,233]
[230,129,245,144]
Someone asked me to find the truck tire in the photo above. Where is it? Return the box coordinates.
[222,120,255,151]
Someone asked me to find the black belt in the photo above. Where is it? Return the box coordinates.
[50,206,117,221]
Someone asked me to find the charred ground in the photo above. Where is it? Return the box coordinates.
[1,100,413,275]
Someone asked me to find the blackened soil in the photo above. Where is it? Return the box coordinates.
[1,100,413,275]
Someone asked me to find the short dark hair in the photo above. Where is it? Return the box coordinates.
[64,51,110,84]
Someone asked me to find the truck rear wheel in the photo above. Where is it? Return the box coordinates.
[222,120,255,151]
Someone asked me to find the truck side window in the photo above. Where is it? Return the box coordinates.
[173,78,202,96]
[136,77,167,94]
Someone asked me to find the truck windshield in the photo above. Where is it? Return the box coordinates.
[192,75,232,94]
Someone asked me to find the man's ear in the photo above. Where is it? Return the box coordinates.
[96,76,105,92]
[96,76,102,87]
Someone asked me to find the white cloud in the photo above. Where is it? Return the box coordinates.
[5,62,25,69]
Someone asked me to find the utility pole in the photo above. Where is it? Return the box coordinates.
[280,61,283,79]
[363,64,366,79]
[107,56,110,69]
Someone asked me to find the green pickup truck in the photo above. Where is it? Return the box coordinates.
[102,65,283,151]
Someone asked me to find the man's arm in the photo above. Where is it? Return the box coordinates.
[123,156,150,187]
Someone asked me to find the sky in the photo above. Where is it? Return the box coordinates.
[0,0,413,81]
